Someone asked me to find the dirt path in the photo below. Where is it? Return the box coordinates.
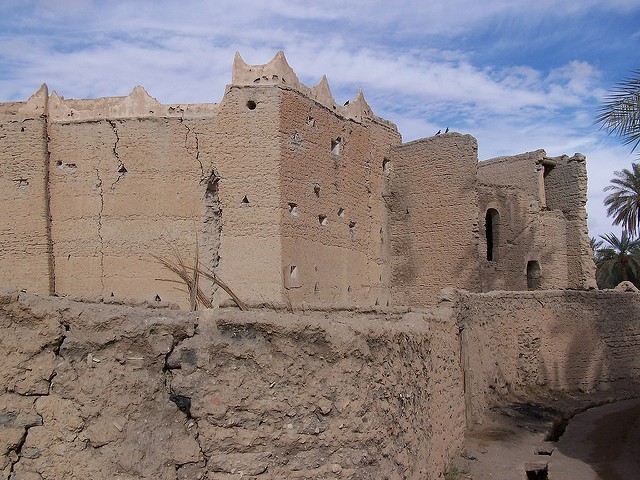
[553,397,640,480]
[452,394,640,480]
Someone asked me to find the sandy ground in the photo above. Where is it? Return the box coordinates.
[451,392,640,480]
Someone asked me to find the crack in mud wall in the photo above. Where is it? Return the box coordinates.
[0,292,463,480]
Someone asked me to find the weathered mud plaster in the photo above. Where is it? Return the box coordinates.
[0,51,596,308]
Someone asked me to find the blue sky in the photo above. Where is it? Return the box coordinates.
[1,0,639,239]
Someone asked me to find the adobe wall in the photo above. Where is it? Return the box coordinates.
[0,86,52,295]
[389,134,480,306]
[48,114,214,302]
[455,289,640,424]
[0,292,463,480]
[478,149,545,204]
[477,184,569,291]
[42,83,289,308]
[278,88,401,307]
[543,154,597,289]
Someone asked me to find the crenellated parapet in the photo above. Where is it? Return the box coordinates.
[46,85,219,123]
[232,51,396,129]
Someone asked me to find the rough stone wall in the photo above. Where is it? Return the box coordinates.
[389,133,479,306]
[477,184,569,291]
[278,89,401,307]
[455,289,640,424]
[0,292,463,480]
[0,87,52,295]
[543,154,597,289]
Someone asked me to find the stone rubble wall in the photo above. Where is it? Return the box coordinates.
[0,292,463,480]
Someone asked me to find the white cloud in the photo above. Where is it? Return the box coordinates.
[1,0,639,238]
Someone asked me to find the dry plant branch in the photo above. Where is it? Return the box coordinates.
[153,240,247,311]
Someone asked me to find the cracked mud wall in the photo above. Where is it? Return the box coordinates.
[0,292,464,480]
[542,154,596,289]
[48,115,217,304]
[198,86,284,306]
[0,95,51,294]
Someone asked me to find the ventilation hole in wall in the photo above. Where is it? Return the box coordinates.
[331,138,341,155]
[154,294,161,302]
[272,75,279,81]
[67,163,77,169]
[524,463,548,480]
[374,298,379,306]
[347,285,352,293]
[241,195,250,205]
[383,157,391,173]
[338,208,345,217]
[290,265,297,279]
[117,164,128,174]
[67,254,71,260]
[20,127,25,132]
[262,76,268,81]
[314,282,319,294]
[253,78,260,83]
[288,203,298,216]
[318,215,327,226]
[314,265,318,272]
[349,221,357,235]
[386,299,390,307]
[535,448,554,456]
[246,100,257,110]
[405,208,410,214]
[307,116,315,127]
[313,183,321,197]
[56,160,63,167]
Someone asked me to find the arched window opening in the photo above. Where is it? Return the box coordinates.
[485,208,500,261]
[527,261,541,290]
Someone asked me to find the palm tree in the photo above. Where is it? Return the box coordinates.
[590,236,604,262]
[596,70,640,157]
[594,231,640,289]
[603,163,640,237]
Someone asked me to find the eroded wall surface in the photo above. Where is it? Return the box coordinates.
[278,88,401,307]
[0,88,51,294]
[389,134,480,306]
[543,154,596,289]
[0,292,464,480]
[456,289,640,424]
[48,115,213,302]
[478,184,569,291]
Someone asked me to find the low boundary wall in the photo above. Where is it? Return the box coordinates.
[1,289,639,479]
[0,292,463,480]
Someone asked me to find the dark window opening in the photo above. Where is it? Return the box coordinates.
[485,208,500,261]
[527,261,541,290]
